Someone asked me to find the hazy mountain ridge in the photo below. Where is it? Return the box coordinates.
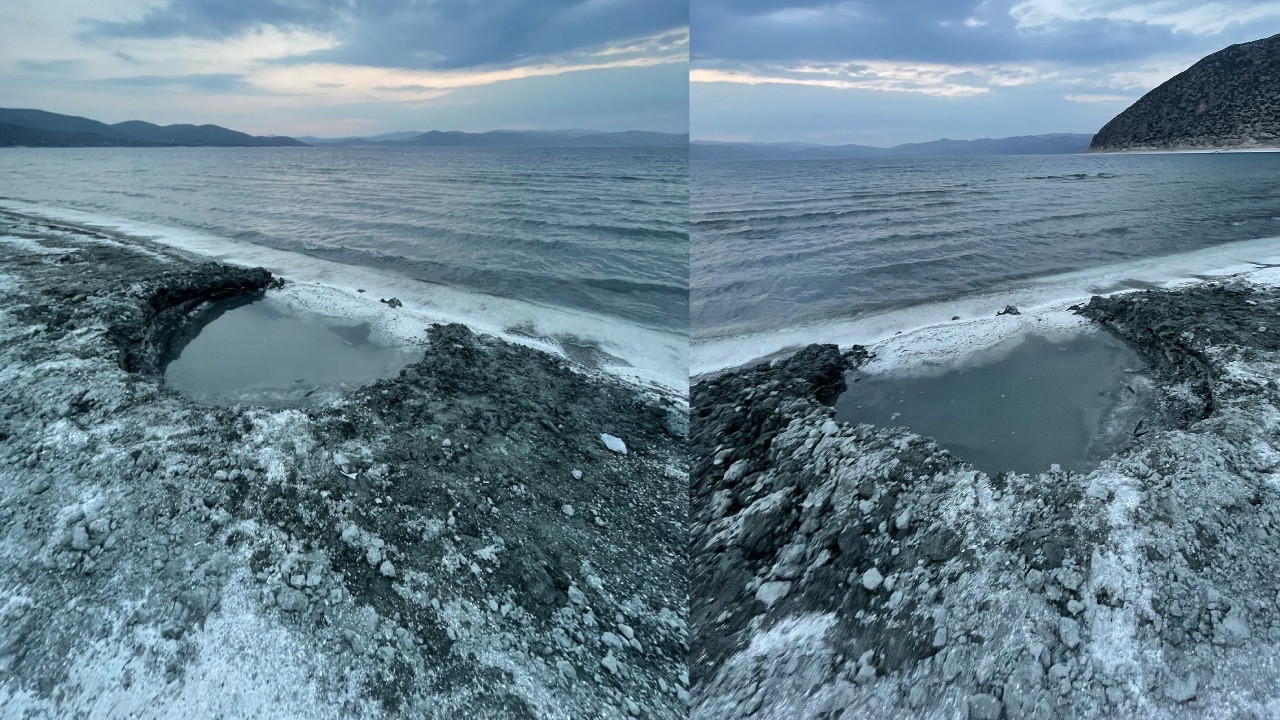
[0,108,304,147]
[301,129,688,147]
[1091,33,1280,151]
[691,134,1093,160]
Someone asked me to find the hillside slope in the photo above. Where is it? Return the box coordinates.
[1091,33,1280,151]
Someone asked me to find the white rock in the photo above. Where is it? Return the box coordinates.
[442,439,452,447]
[562,504,575,517]
[755,581,792,607]
[600,434,628,454]
[571,469,584,480]
[862,568,884,591]
[895,509,911,531]
[379,560,396,577]
[821,419,840,436]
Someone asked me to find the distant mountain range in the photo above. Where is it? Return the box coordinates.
[0,108,304,147]
[1090,33,1280,151]
[297,129,688,147]
[691,134,1093,160]
[0,108,686,149]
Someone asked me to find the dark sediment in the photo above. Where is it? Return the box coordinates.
[692,281,1280,718]
[0,211,687,718]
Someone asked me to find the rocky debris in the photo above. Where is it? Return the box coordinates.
[379,297,403,308]
[996,304,1020,316]
[1090,32,1280,151]
[691,279,1280,719]
[0,212,687,719]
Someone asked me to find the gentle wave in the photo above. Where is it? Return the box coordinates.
[0,146,688,332]
[693,152,1280,341]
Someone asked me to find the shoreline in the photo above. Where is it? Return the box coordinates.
[0,201,687,400]
[692,232,1280,378]
[0,213,689,718]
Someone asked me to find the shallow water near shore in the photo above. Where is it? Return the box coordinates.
[163,295,419,406]
[834,330,1153,475]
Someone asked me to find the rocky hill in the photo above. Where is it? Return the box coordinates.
[0,108,305,147]
[1090,33,1280,151]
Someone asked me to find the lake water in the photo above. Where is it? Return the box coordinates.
[692,152,1280,343]
[0,145,688,334]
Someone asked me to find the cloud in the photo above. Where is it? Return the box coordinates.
[87,0,689,71]
[16,59,83,73]
[249,47,683,104]
[693,0,1280,68]
[1009,0,1280,35]
[691,60,1056,98]
[95,73,253,92]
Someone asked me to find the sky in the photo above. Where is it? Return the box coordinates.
[0,0,688,136]
[691,0,1280,144]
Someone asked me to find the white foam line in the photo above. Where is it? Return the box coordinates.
[693,234,1280,377]
[1,201,687,397]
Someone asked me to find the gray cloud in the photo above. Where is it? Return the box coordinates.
[692,0,1280,66]
[94,73,253,91]
[88,0,688,70]
[17,59,84,73]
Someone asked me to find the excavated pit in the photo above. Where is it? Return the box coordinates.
[833,331,1158,476]
[161,295,419,407]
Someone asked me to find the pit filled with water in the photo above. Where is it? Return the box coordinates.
[162,295,420,407]
[834,331,1156,476]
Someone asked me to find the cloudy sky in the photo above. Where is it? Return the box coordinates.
[692,0,1280,144]
[1,0,688,136]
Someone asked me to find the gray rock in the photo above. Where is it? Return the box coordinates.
[1168,675,1197,703]
[69,524,91,551]
[379,560,396,577]
[277,588,308,613]
[1216,611,1251,646]
[968,693,1002,720]
[755,581,792,607]
[1059,617,1081,649]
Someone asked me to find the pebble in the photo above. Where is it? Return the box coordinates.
[571,469,583,480]
[556,659,577,682]
[562,504,575,517]
[601,652,621,675]
[379,560,396,577]
[442,439,452,447]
